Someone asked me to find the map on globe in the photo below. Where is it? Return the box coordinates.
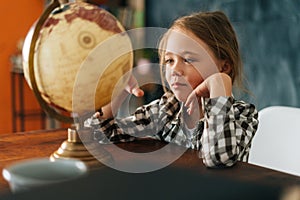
[22,1,133,119]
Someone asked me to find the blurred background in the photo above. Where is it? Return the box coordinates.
[0,0,299,134]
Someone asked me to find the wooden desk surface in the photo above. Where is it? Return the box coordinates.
[0,129,67,194]
[1,129,300,198]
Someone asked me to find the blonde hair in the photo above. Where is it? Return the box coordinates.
[159,11,245,93]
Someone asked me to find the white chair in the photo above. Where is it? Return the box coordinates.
[248,106,300,177]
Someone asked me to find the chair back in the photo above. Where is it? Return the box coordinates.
[248,106,300,176]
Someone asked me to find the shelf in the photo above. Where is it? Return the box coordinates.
[11,69,46,132]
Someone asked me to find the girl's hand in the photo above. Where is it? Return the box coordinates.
[184,73,232,115]
[94,75,144,119]
[125,75,144,97]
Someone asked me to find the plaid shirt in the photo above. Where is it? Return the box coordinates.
[85,91,258,168]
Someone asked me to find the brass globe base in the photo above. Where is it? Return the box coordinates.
[50,127,114,170]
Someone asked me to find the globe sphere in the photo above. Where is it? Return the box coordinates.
[23,1,133,116]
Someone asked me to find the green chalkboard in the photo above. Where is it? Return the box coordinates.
[145,0,300,110]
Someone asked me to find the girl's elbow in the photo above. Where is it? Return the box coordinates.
[201,150,238,168]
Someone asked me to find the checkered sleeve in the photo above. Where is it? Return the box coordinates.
[84,92,179,144]
[200,96,258,168]
[84,99,161,144]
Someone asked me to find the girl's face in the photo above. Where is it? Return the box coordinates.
[164,27,224,102]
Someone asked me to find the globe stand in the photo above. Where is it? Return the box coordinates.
[50,125,114,170]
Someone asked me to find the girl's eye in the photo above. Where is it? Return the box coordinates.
[184,58,195,63]
[164,58,173,64]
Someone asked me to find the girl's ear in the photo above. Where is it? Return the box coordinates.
[220,60,232,75]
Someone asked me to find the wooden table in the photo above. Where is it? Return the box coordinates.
[1,129,300,199]
[0,129,67,194]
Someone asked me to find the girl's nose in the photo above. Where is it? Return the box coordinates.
[172,59,184,76]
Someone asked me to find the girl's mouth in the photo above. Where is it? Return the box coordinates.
[171,82,187,89]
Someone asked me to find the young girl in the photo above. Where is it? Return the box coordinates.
[85,11,258,168]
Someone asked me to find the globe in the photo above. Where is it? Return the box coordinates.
[22,1,133,119]
[21,0,133,168]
